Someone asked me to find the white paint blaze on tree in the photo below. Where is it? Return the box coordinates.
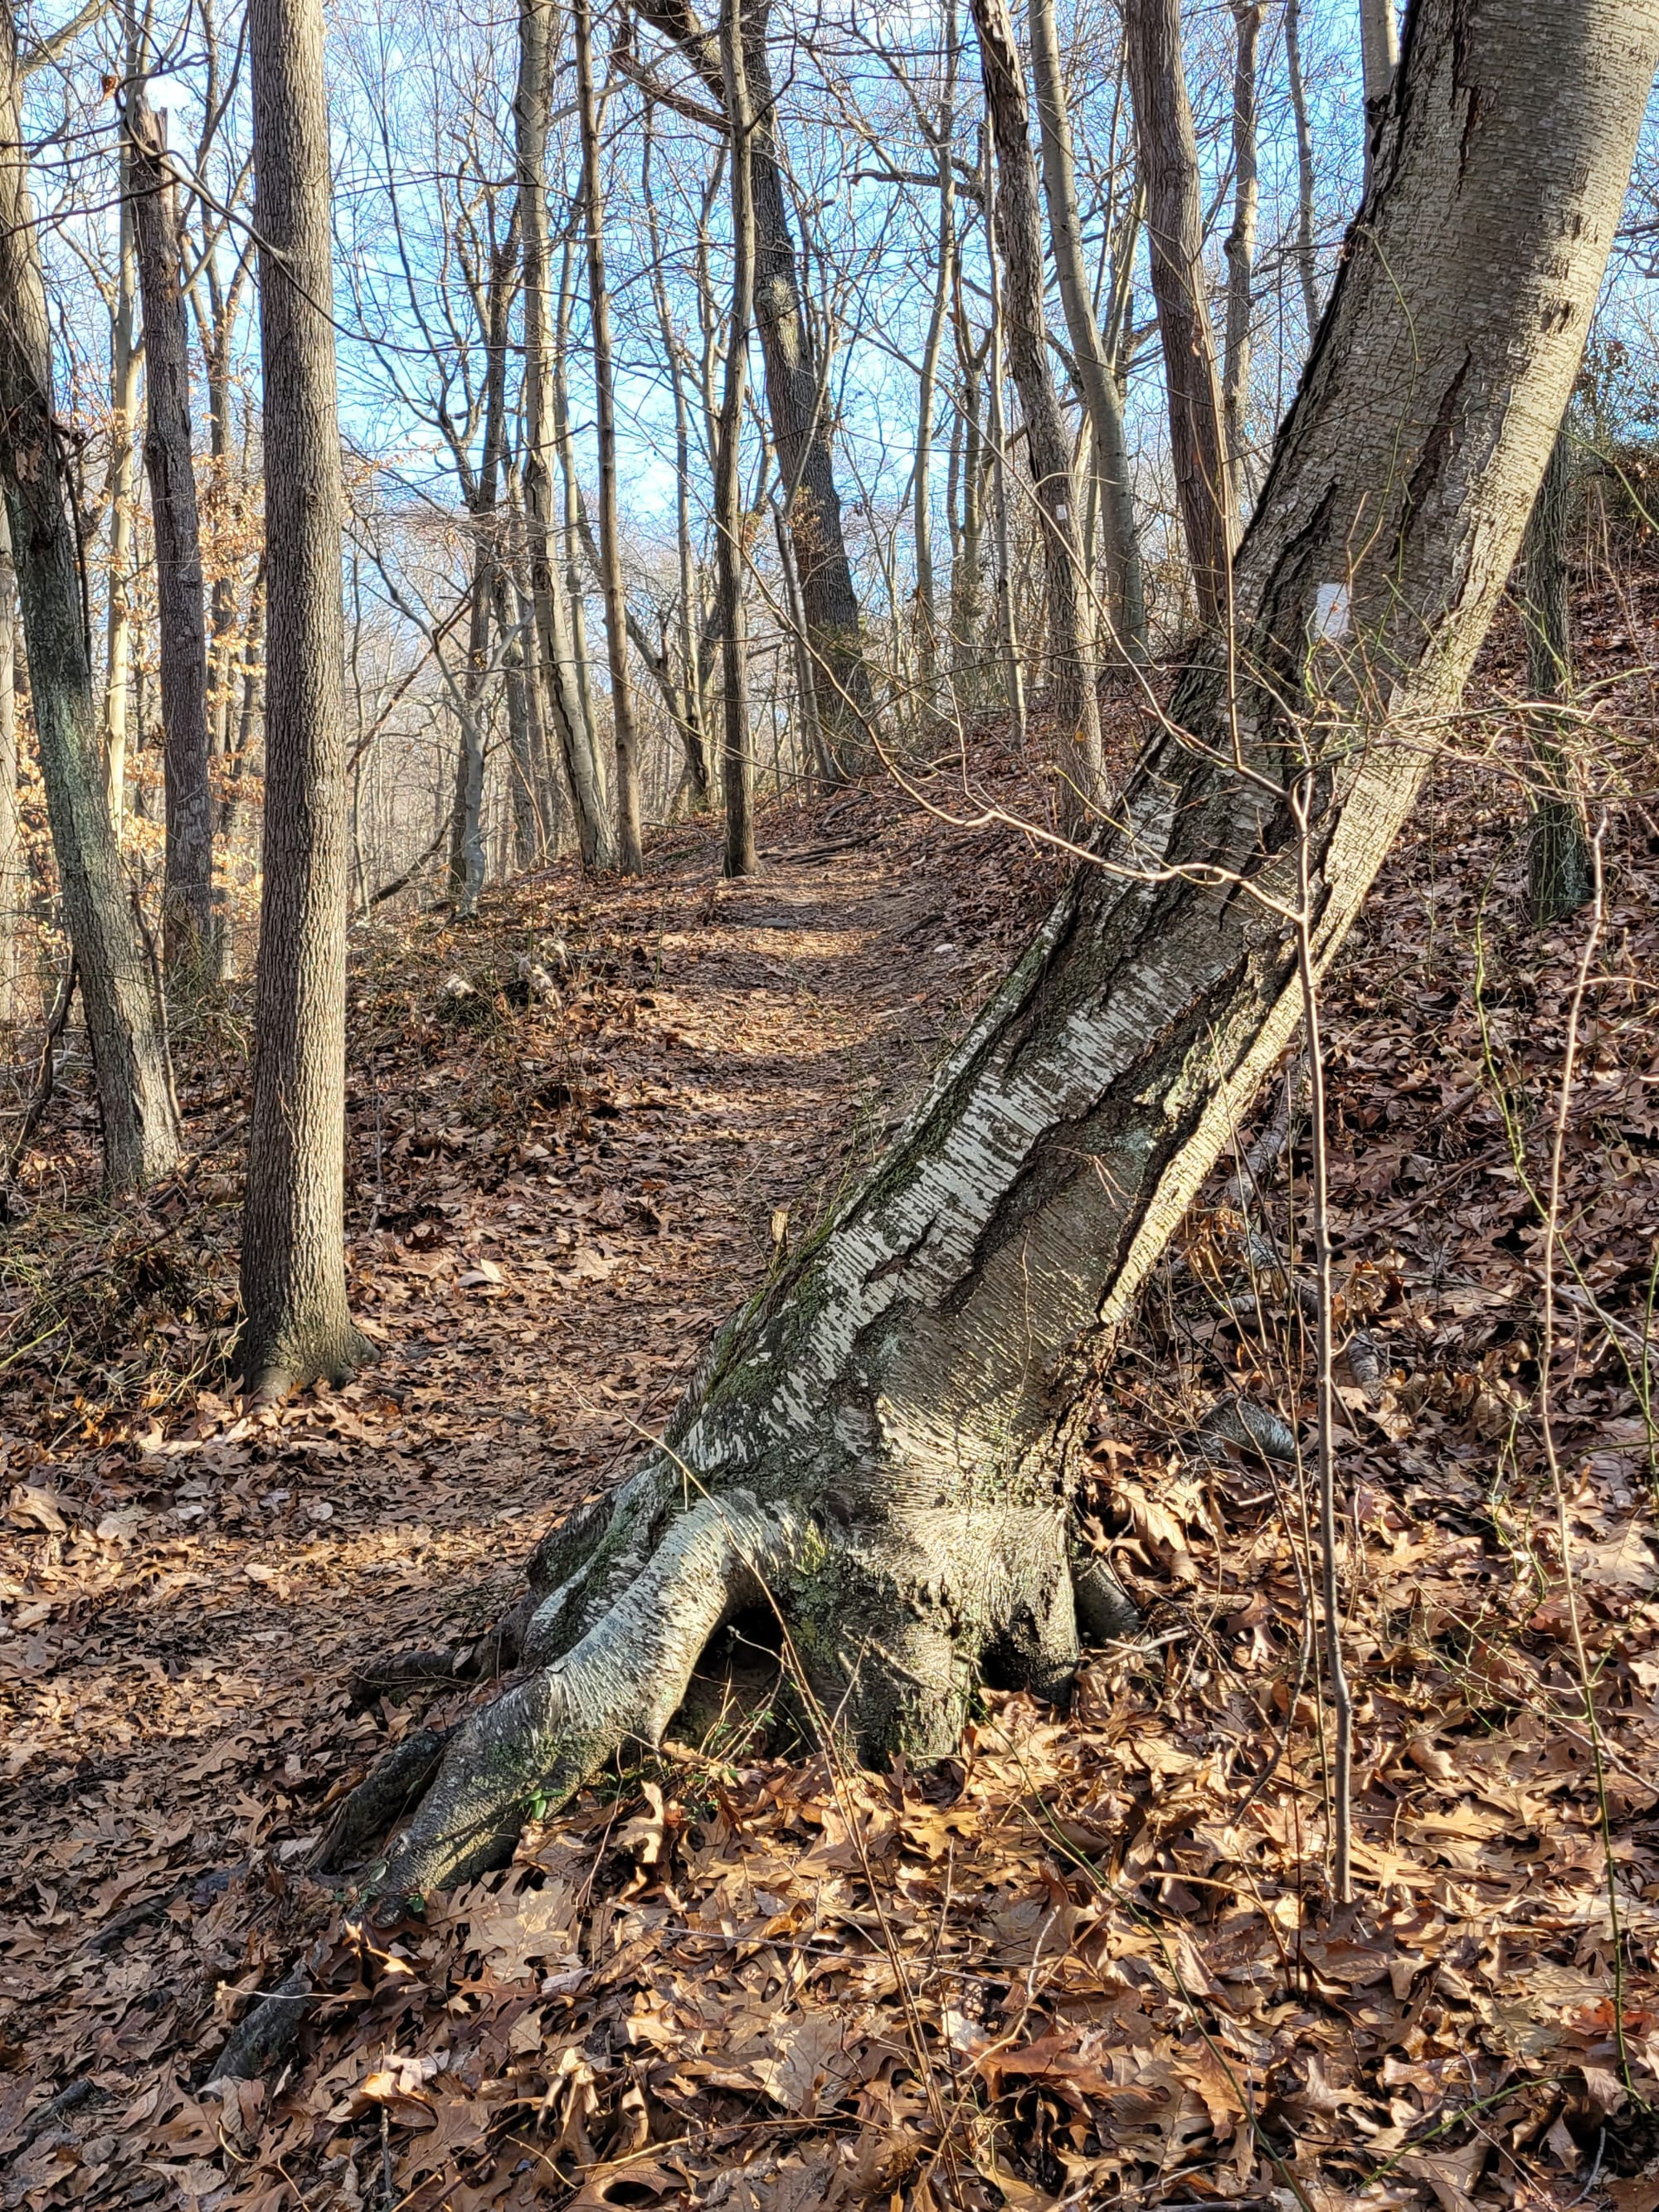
[302,0,1659,1912]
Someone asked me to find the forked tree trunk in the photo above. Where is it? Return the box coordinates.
[309,0,1657,1913]
[129,87,216,986]
[0,6,181,1194]
[971,0,1104,815]
[1125,0,1232,622]
[239,0,374,1393]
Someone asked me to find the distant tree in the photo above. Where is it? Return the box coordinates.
[238,0,374,1393]
[0,0,181,1194]
[128,85,216,984]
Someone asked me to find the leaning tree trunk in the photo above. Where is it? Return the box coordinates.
[239,0,374,1394]
[714,0,758,879]
[971,0,1105,817]
[1520,424,1593,924]
[129,86,216,987]
[0,4,181,1194]
[1125,0,1233,624]
[298,0,1657,1916]
[0,503,18,1028]
[1221,2,1263,523]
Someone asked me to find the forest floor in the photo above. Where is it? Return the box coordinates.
[2,586,1659,2212]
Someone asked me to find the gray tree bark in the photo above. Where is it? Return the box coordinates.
[1125,0,1233,623]
[1520,424,1593,924]
[0,3,181,1193]
[714,0,757,878]
[128,87,216,986]
[575,0,644,873]
[971,0,1105,814]
[303,0,1657,1914]
[239,0,374,1393]
[1360,0,1399,193]
[515,0,615,871]
[636,0,874,765]
[1221,2,1263,523]
[1284,0,1320,340]
[1027,0,1148,664]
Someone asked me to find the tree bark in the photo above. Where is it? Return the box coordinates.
[516,0,615,871]
[575,0,644,873]
[1284,0,1320,339]
[310,0,1657,1913]
[1028,0,1148,664]
[636,0,874,765]
[714,0,757,878]
[1360,0,1399,194]
[1520,424,1593,924]
[239,0,373,1394]
[1124,0,1232,624]
[128,88,216,986]
[970,0,1104,815]
[1221,2,1263,523]
[0,3,181,1194]
[104,103,139,834]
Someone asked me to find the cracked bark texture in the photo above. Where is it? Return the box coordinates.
[343,0,1657,1908]
[0,5,180,1193]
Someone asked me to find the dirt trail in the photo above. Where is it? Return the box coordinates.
[0,790,1058,2093]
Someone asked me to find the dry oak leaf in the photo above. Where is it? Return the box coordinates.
[465,1879,577,1980]
[750,2008,864,2117]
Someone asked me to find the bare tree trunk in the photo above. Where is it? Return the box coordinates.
[575,0,644,872]
[1125,0,1232,623]
[104,110,139,834]
[912,14,957,717]
[1221,2,1262,521]
[0,503,18,1027]
[1028,0,1148,664]
[715,0,757,878]
[1520,424,1593,924]
[1284,0,1320,338]
[970,0,1104,816]
[515,0,615,870]
[1359,0,1399,193]
[983,154,1026,751]
[301,0,1659,1913]
[0,4,180,1194]
[128,88,216,986]
[637,0,874,762]
[239,0,373,1394]
[951,314,988,708]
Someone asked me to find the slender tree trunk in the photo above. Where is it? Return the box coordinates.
[982,143,1027,751]
[515,0,615,870]
[575,0,644,872]
[1221,2,1263,521]
[1284,0,1320,339]
[105,132,139,834]
[1359,0,1399,194]
[971,0,1103,815]
[715,0,757,878]
[0,503,18,1027]
[309,0,1659,1912]
[1028,0,1148,664]
[1520,424,1593,924]
[912,15,957,717]
[637,0,873,762]
[128,88,216,986]
[0,4,180,1194]
[239,0,372,1393]
[1124,0,1232,622]
[951,312,987,708]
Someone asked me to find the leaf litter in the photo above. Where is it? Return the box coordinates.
[1,654,1657,2210]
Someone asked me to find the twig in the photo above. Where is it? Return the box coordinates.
[2,957,77,1194]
